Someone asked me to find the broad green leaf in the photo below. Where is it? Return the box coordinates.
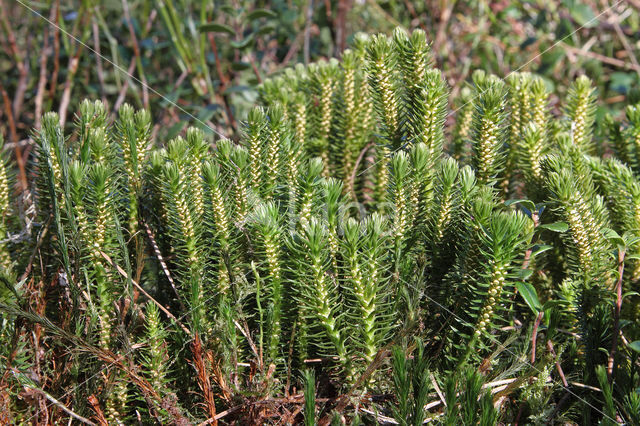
[230,34,255,49]
[504,199,536,213]
[602,228,621,239]
[165,121,187,140]
[532,244,553,257]
[221,5,236,15]
[539,49,565,75]
[516,282,542,313]
[569,3,598,28]
[224,84,252,93]
[199,23,235,35]
[610,72,635,94]
[539,222,568,233]
[517,269,533,280]
[231,61,251,71]
[603,228,625,248]
[246,8,277,21]
[542,300,564,311]
[256,23,277,37]
[196,105,219,122]
[629,341,640,353]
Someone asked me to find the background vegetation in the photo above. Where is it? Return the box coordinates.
[1,0,640,425]
[1,0,640,143]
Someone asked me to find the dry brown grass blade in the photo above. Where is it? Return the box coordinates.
[87,394,109,426]
[192,334,218,425]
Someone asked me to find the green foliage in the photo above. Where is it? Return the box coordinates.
[303,369,317,426]
[0,135,14,281]
[2,28,640,426]
[565,76,598,154]
[390,340,430,426]
[470,71,508,187]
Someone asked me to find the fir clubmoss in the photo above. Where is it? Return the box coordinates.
[4,28,640,426]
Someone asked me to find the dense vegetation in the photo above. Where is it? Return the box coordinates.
[1,26,640,424]
[2,0,639,144]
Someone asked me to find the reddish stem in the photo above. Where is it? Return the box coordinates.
[608,248,625,379]
[547,340,568,387]
[531,311,544,364]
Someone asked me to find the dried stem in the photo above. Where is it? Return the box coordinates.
[607,247,625,379]
[530,311,544,364]
[91,16,107,104]
[547,340,568,387]
[0,82,27,191]
[122,0,150,110]
[49,1,61,99]
[0,0,28,119]
[34,8,53,130]
[58,11,91,126]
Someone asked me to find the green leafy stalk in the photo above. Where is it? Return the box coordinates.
[116,103,151,234]
[245,107,267,191]
[290,218,350,377]
[252,202,284,363]
[202,160,233,297]
[412,69,448,159]
[367,34,401,148]
[565,75,597,153]
[342,214,391,368]
[303,369,316,426]
[470,72,508,187]
[264,104,287,198]
[452,87,474,162]
[0,135,14,276]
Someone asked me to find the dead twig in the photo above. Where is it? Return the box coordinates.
[49,0,60,99]
[561,43,640,73]
[604,2,640,76]
[197,405,242,425]
[434,0,457,56]
[430,372,446,408]
[0,82,27,192]
[0,83,17,144]
[87,394,109,426]
[113,58,138,113]
[303,0,313,65]
[233,319,263,373]
[334,0,351,56]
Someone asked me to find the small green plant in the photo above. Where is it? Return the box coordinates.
[1,28,640,425]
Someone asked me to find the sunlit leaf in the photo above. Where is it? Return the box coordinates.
[539,222,568,233]
[199,23,235,35]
